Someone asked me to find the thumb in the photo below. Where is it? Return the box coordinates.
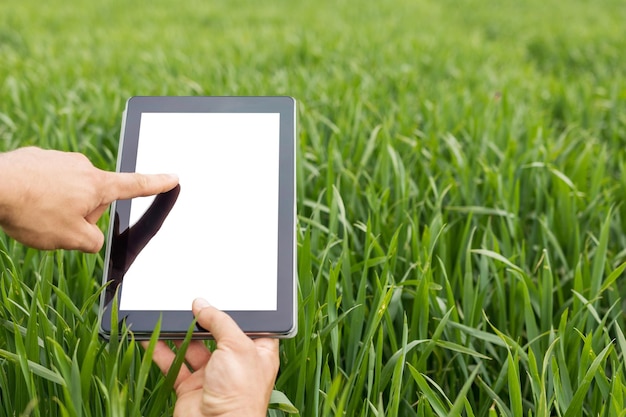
[73,222,105,253]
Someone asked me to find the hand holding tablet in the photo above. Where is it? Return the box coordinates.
[147,298,280,416]
[99,96,297,339]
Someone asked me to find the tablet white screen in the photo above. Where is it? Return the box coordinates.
[118,112,280,311]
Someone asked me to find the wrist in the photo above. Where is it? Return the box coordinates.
[199,394,268,417]
[215,410,266,417]
[203,403,267,417]
[0,151,17,226]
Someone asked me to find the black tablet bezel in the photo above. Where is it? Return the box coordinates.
[99,96,297,339]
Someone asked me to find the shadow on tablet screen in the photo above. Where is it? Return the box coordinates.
[105,184,181,305]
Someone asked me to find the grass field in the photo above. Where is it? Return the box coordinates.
[1,0,626,415]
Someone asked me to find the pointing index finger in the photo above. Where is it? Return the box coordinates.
[103,172,179,202]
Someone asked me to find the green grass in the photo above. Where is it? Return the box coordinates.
[1,0,626,415]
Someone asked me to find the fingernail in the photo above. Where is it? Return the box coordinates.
[193,298,211,309]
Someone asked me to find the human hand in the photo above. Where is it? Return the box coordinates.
[147,298,280,417]
[0,146,178,252]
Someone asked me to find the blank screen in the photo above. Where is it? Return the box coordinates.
[118,112,280,311]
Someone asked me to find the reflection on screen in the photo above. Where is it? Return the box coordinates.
[119,113,280,311]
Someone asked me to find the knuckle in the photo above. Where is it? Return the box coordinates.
[134,174,150,192]
[68,151,93,169]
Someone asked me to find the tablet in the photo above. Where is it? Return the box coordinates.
[99,96,297,339]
